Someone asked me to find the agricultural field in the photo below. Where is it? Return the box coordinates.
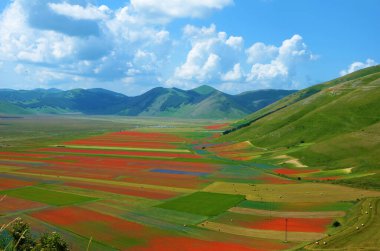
[1,115,380,250]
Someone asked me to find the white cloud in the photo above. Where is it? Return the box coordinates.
[222,63,242,81]
[48,2,110,20]
[131,0,233,19]
[246,42,277,64]
[0,1,316,94]
[170,28,315,91]
[0,1,78,65]
[226,36,243,50]
[340,59,377,76]
[246,34,315,89]
[0,0,174,89]
[168,24,244,88]
[247,61,288,82]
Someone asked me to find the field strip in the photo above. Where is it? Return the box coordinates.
[198,221,326,242]
[0,205,51,218]
[0,165,24,171]
[203,182,380,202]
[37,151,176,160]
[55,145,191,153]
[5,171,195,194]
[0,159,47,164]
[229,207,346,218]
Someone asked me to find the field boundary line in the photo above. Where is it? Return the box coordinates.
[198,221,326,242]
[56,145,191,153]
[229,207,346,218]
[6,171,195,194]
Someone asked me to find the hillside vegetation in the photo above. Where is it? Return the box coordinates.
[0,86,295,119]
[221,65,380,188]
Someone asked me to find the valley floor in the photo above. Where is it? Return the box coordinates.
[0,116,379,250]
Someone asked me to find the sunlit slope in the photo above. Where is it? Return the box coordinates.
[221,65,380,187]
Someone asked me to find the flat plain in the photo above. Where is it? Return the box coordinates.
[0,115,379,250]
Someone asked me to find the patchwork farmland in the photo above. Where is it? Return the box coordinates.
[1,117,379,250]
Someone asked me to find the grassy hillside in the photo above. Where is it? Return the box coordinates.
[0,101,31,114]
[221,65,380,188]
[0,87,295,119]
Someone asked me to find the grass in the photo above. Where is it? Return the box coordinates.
[156,191,245,216]
[219,65,380,188]
[301,197,380,250]
[203,182,380,203]
[238,200,354,213]
[0,187,97,206]
[310,202,354,212]
[238,200,282,211]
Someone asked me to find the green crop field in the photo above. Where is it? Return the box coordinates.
[0,186,97,206]
[156,192,245,216]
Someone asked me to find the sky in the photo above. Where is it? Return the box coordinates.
[0,0,379,95]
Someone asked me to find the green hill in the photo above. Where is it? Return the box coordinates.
[221,65,380,188]
[0,101,31,114]
[0,87,295,119]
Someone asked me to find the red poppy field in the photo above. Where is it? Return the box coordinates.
[242,217,332,233]
[0,177,34,190]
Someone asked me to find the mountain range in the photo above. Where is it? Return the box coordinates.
[0,85,295,119]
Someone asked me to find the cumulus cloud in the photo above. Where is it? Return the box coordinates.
[246,34,315,89]
[222,63,243,81]
[0,0,316,94]
[340,59,377,76]
[246,42,277,64]
[0,0,173,89]
[169,26,315,91]
[131,0,233,19]
[168,24,244,88]
[48,2,110,20]
[0,0,77,63]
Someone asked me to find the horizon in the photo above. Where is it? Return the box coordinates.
[0,83,300,96]
[0,0,379,95]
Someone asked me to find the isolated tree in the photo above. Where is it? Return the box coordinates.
[36,232,69,251]
[10,218,35,251]
[5,218,70,251]
[332,221,341,227]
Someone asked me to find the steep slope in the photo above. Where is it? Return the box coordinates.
[221,65,380,188]
[0,86,296,119]
[233,89,295,112]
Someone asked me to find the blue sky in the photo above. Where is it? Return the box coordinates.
[0,0,378,95]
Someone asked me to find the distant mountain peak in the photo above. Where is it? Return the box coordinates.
[192,85,218,95]
[0,86,296,119]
